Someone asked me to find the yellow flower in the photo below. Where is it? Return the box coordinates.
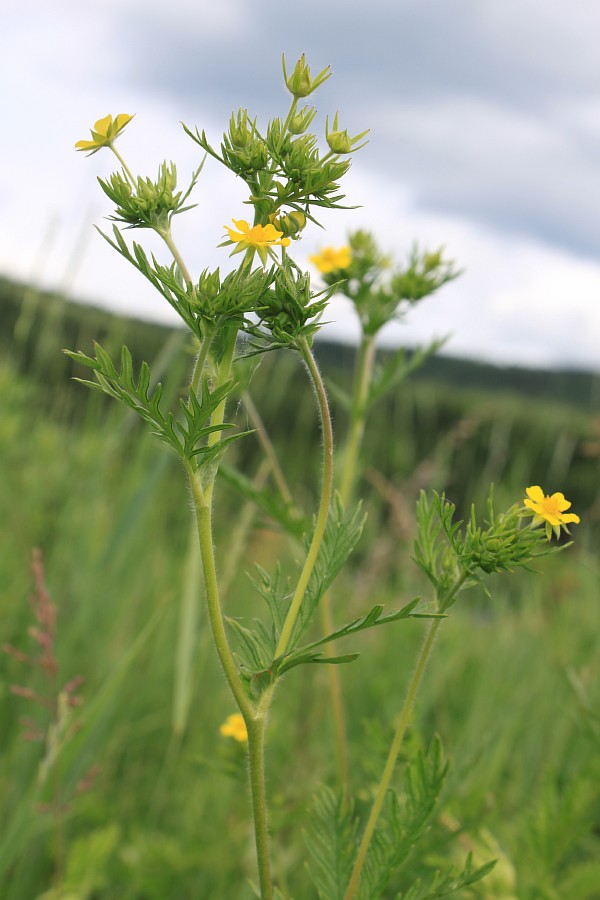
[219,713,248,743]
[75,113,134,154]
[309,245,352,274]
[523,485,580,539]
[224,219,291,265]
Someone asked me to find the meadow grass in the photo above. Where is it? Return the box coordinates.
[1,333,599,897]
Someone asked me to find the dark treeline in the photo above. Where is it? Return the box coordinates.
[3,275,600,536]
[3,275,599,412]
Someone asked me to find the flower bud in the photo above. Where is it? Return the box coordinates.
[326,128,352,154]
[282,53,331,99]
[325,113,369,155]
[288,105,317,135]
[269,209,307,238]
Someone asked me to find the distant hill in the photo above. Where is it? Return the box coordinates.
[2,274,599,412]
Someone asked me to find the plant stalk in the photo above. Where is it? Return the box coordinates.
[344,616,443,900]
[321,332,377,797]
[274,336,334,658]
[247,717,274,900]
[188,474,253,721]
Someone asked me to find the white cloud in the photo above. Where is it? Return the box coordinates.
[2,2,600,372]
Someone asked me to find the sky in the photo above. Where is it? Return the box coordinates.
[2,0,600,370]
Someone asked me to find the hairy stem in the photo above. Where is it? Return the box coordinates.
[275,337,334,658]
[188,473,253,721]
[247,716,274,900]
[321,333,377,798]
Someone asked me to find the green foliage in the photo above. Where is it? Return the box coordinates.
[65,342,245,471]
[3,49,595,900]
[293,493,366,642]
[304,738,495,900]
[398,854,497,900]
[357,737,450,899]
[0,349,598,897]
[248,258,334,348]
[317,231,460,337]
[367,338,448,408]
[413,490,564,610]
[304,787,359,899]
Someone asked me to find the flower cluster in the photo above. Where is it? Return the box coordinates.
[310,231,458,336]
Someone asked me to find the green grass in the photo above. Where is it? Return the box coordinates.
[1,296,599,897]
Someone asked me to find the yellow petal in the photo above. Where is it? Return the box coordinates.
[550,493,570,511]
[93,114,113,137]
[114,113,134,132]
[525,486,544,503]
[561,513,580,524]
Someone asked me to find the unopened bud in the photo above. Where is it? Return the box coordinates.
[282,53,331,99]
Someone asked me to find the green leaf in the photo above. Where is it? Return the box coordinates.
[358,736,450,898]
[304,786,358,900]
[398,854,496,899]
[291,492,366,646]
[66,344,243,471]
[276,598,426,678]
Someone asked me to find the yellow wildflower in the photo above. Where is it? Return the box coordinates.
[309,245,352,274]
[75,113,134,155]
[224,219,290,266]
[523,485,580,539]
[219,713,248,743]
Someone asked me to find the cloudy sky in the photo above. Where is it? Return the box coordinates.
[3,0,600,370]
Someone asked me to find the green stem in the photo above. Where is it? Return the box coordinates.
[344,616,443,900]
[275,337,334,658]
[247,717,274,900]
[159,227,195,289]
[321,333,377,798]
[188,473,253,721]
[109,144,137,188]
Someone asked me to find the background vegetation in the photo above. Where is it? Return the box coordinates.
[1,277,599,898]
